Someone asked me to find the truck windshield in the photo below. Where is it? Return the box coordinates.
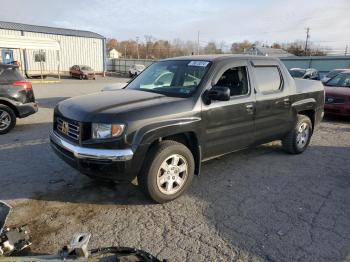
[126,60,211,97]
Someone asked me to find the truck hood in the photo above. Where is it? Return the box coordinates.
[56,89,187,122]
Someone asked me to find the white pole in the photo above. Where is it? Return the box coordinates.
[197,31,200,55]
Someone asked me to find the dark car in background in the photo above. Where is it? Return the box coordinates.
[69,65,96,80]
[289,68,320,80]
[0,64,38,134]
[321,69,350,83]
[324,72,350,116]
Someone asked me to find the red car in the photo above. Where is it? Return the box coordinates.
[69,65,96,80]
[324,72,350,116]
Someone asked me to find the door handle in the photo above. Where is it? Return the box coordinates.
[283,98,290,105]
[245,104,254,114]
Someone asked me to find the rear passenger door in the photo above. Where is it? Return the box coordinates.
[202,60,255,159]
[250,60,293,144]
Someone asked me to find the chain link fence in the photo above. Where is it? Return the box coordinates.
[107,58,157,74]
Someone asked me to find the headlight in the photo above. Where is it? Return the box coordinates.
[92,123,125,139]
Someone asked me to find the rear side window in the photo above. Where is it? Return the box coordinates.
[0,67,24,82]
[254,66,283,93]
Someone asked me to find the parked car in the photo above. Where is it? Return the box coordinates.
[321,69,350,83]
[0,64,38,134]
[289,68,320,80]
[69,65,96,80]
[50,55,324,203]
[323,72,350,116]
[129,64,145,77]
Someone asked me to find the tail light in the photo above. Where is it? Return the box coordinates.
[12,81,32,91]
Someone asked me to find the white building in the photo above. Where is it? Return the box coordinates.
[245,46,294,57]
[108,48,121,59]
[0,21,106,77]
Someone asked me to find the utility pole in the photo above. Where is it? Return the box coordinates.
[136,36,140,60]
[304,27,310,56]
[345,45,348,56]
[197,31,200,55]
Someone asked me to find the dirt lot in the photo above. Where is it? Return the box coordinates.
[0,78,349,261]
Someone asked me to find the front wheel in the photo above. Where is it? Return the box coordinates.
[282,115,313,154]
[138,141,195,203]
[0,105,16,135]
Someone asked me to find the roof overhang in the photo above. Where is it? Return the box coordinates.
[0,35,60,50]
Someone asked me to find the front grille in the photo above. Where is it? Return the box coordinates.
[56,117,80,141]
[325,96,346,104]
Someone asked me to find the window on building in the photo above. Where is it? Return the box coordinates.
[254,66,283,93]
[34,51,46,62]
[215,66,249,96]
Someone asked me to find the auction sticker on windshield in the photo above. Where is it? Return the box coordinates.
[188,61,210,67]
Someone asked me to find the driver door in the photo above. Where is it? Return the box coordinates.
[201,60,255,159]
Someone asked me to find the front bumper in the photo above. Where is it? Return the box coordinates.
[324,103,350,116]
[50,131,136,181]
[17,102,38,118]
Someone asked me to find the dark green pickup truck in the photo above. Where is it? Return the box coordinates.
[50,55,324,203]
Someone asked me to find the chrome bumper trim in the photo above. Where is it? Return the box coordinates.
[50,131,133,161]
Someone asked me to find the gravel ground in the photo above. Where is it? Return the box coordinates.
[0,78,349,261]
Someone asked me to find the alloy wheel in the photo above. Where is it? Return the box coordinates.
[156,154,188,195]
[296,122,310,150]
[0,110,11,131]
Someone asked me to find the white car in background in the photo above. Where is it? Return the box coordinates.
[129,64,145,77]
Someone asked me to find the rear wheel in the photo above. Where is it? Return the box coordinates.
[138,141,195,203]
[0,105,16,135]
[282,115,312,154]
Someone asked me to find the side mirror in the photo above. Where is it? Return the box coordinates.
[204,86,230,104]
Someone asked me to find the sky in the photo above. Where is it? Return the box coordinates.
[1,0,349,52]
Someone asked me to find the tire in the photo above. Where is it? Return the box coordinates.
[138,140,195,203]
[79,74,83,80]
[282,114,313,154]
[0,105,16,135]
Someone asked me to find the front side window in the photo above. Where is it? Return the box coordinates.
[254,66,283,93]
[215,66,249,96]
[127,60,211,97]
